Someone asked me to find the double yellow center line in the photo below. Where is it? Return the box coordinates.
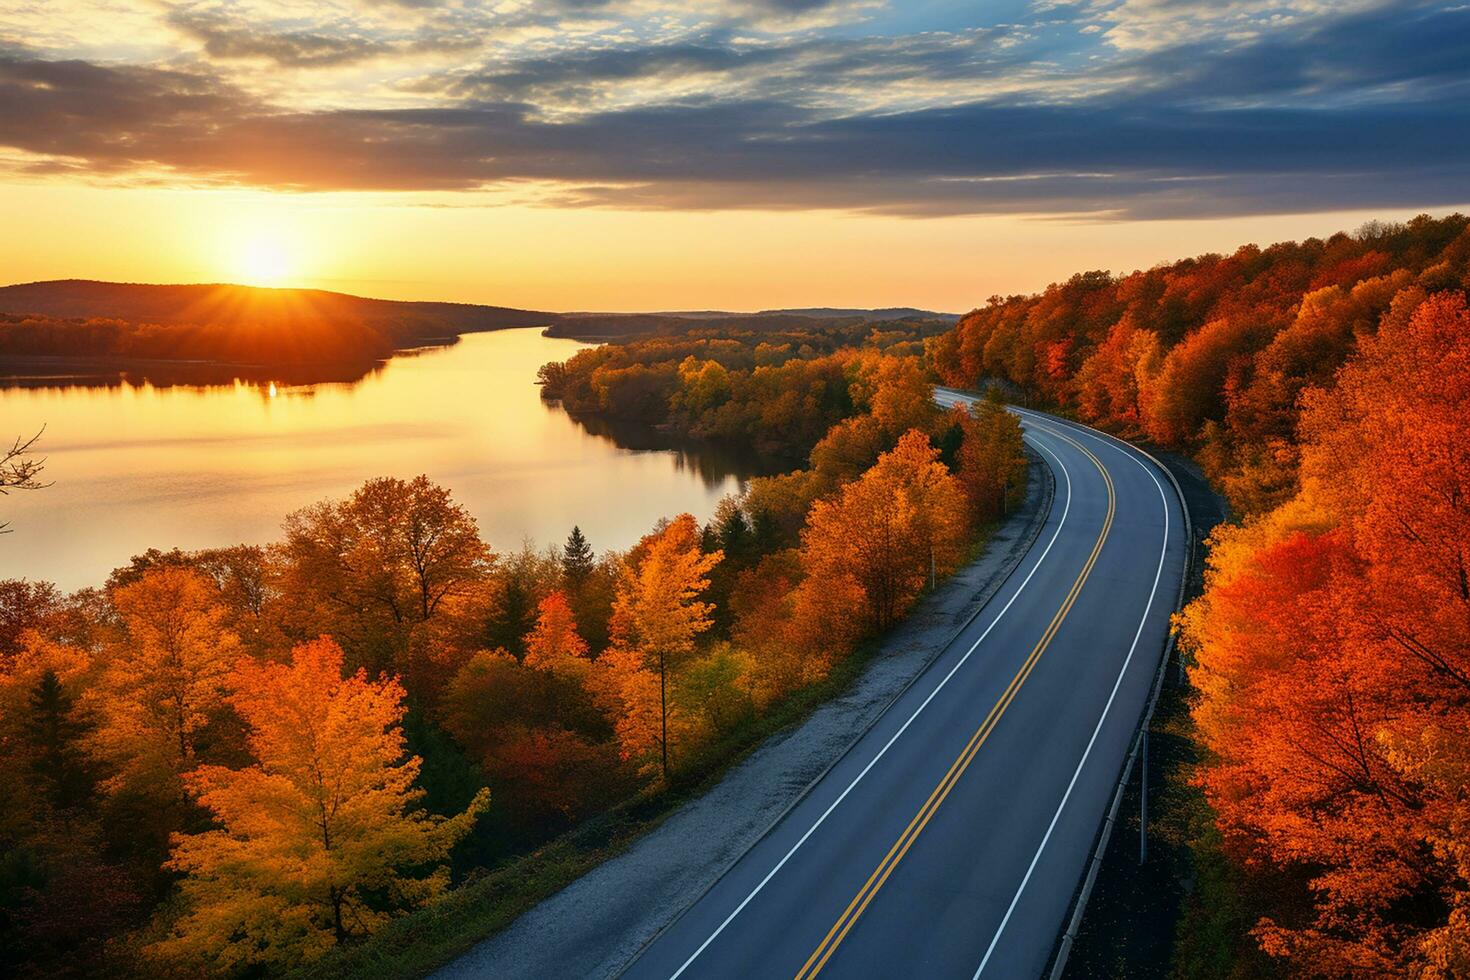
[793,428,1116,979]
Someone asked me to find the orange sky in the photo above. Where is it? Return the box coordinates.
[4,183,1459,313]
[4,1,1466,312]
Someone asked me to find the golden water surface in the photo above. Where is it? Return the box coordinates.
[1,328,753,590]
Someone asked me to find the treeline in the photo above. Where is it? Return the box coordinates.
[0,280,951,371]
[0,312,396,367]
[1174,293,1470,978]
[0,350,1027,976]
[930,212,1470,515]
[544,311,953,340]
[0,280,557,364]
[931,214,1470,977]
[538,321,943,459]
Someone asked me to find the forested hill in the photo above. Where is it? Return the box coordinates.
[0,280,558,337]
[0,280,557,367]
[544,310,954,339]
[0,280,953,367]
[932,215,1470,976]
[929,212,1470,516]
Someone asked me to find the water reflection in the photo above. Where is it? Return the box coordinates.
[0,329,771,590]
[563,411,784,488]
[0,355,388,391]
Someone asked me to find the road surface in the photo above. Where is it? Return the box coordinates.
[620,399,1187,979]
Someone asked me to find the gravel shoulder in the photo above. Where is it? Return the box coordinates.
[435,452,1056,980]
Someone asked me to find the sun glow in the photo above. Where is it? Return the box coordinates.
[234,232,295,287]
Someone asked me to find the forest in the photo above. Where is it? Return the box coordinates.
[931,213,1470,977]
[537,318,944,461]
[0,342,1026,976]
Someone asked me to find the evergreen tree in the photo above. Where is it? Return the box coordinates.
[25,669,100,812]
[561,526,595,587]
[486,578,537,660]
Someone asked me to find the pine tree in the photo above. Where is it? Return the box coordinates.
[25,669,99,812]
[561,525,595,587]
[487,577,537,659]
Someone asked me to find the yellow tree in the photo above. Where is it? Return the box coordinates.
[156,638,487,970]
[99,567,240,790]
[607,515,722,779]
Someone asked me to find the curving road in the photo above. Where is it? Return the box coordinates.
[620,398,1187,980]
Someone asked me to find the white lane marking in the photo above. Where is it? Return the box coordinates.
[664,429,1076,980]
[972,414,1174,978]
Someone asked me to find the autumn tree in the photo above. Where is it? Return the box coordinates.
[605,515,722,779]
[99,567,241,790]
[440,649,617,834]
[0,578,62,664]
[523,591,589,675]
[155,638,487,970]
[800,430,969,632]
[727,547,860,705]
[1180,293,1470,975]
[951,400,1028,524]
[278,475,493,674]
[0,636,140,977]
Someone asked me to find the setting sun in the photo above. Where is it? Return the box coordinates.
[2,1,1468,977]
[233,232,294,287]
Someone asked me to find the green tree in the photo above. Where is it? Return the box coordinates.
[561,525,595,588]
[25,670,100,813]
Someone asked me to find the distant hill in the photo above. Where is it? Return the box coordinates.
[0,280,555,343]
[759,307,959,322]
[544,308,956,339]
[0,280,558,368]
[0,279,954,366]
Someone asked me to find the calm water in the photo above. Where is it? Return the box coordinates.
[1,328,764,590]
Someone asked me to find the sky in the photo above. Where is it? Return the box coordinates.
[1,0,1467,312]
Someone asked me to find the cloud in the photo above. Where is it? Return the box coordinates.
[428,28,1033,113]
[168,10,393,67]
[164,5,481,68]
[1,1,1466,218]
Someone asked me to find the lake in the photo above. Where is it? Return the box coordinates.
[1,328,767,591]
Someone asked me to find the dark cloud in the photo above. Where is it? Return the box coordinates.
[168,10,393,67]
[433,29,1026,106]
[443,42,757,102]
[1115,2,1470,105]
[2,1,1468,217]
[166,7,479,68]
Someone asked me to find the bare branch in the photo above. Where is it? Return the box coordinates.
[0,425,52,534]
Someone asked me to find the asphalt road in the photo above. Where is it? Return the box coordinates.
[620,399,1187,980]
